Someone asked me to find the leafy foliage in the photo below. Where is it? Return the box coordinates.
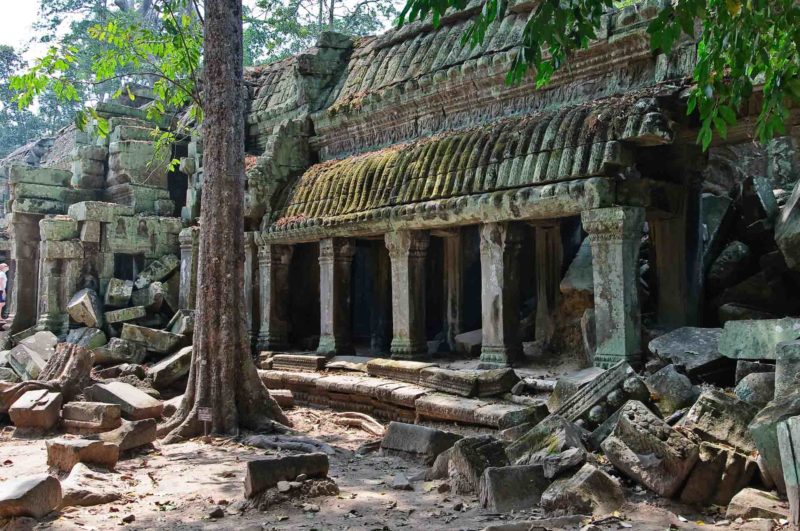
[397,0,800,150]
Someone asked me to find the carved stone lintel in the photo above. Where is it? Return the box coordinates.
[385,230,429,359]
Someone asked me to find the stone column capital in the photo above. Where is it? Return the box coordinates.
[318,237,356,263]
[581,207,645,241]
[257,242,294,266]
[385,230,429,259]
[178,226,199,248]
[479,222,524,255]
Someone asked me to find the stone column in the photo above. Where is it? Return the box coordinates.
[178,227,199,310]
[37,239,83,336]
[442,230,463,351]
[317,238,356,357]
[534,223,562,343]
[256,240,293,352]
[385,230,429,360]
[8,213,42,334]
[243,232,259,353]
[581,207,645,368]
[479,222,524,367]
[369,241,392,356]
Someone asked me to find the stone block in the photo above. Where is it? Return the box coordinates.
[79,220,101,242]
[736,360,776,384]
[9,164,71,186]
[380,422,462,464]
[448,435,508,494]
[540,463,624,516]
[735,371,775,407]
[271,354,327,372]
[478,465,550,512]
[84,381,163,420]
[506,415,585,466]
[0,474,62,519]
[776,340,800,401]
[776,177,800,272]
[65,327,107,349]
[559,238,593,296]
[648,327,732,383]
[645,364,697,416]
[719,318,800,360]
[9,390,63,430]
[147,345,192,388]
[100,418,157,451]
[365,358,437,384]
[61,402,121,434]
[66,289,104,328]
[67,201,134,222]
[702,193,734,270]
[120,323,183,354]
[46,438,120,472]
[130,281,165,311]
[679,389,758,453]
[547,367,605,412]
[0,367,19,382]
[726,488,789,520]
[778,416,800,526]
[104,278,133,307]
[749,391,800,494]
[134,254,179,289]
[244,453,329,498]
[61,463,122,507]
[105,306,146,324]
[166,309,195,336]
[419,367,518,398]
[708,241,755,293]
[39,216,78,241]
[7,345,48,381]
[92,337,147,365]
[17,331,57,360]
[453,329,482,357]
[679,442,757,506]
[601,400,699,497]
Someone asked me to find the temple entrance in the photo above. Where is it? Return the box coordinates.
[288,242,320,350]
[351,239,392,357]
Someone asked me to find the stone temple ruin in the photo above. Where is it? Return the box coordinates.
[2,0,800,526]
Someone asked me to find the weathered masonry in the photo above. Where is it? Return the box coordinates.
[1,1,798,370]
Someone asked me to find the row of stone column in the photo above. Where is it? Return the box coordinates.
[255,206,648,368]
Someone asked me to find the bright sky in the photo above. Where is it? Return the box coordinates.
[0,2,40,50]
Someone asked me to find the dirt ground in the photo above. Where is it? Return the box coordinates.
[0,407,785,531]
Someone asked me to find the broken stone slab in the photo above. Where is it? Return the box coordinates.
[120,323,183,354]
[130,282,165,311]
[61,402,122,435]
[84,381,163,420]
[719,318,800,360]
[9,390,63,430]
[380,422,462,464]
[99,418,157,452]
[679,442,757,506]
[0,367,19,383]
[478,465,550,512]
[506,415,586,466]
[104,278,133,307]
[547,367,605,412]
[539,446,587,479]
[67,201,134,223]
[718,270,800,316]
[46,438,120,472]
[736,360,776,385]
[777,416,800,526]
[776,177,800,272]
[726,488,790,520]
[147,345,192,389]
[719,302,779,324]
[749,391,800,494]
[365,358,437,384]
[707,241,756,293]
[702,193,734,270]
[540,463,624,516]
[734,371,775,407]
[94,363,145,380]
[448,435,508,494]
[60,463,122,507]
[776,341,800,401]
[66,327,107,350]
[271,354,327,372]
[244,453,329,498]
[66,288,104,328]
[679,389,758,453]
[166,309,195,336]
[453,329,482,357]
[648,327,733,384]
[92,337,147,365]
[134,254,179,289]
[601,400,699,497]
[0,474,62,519]
[7,345,47,380]
[475,401,548,430]
[105,306,146,324]
[419,367,519,397]
[645,364,697,416]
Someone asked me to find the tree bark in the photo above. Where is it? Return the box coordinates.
[159,0,289,443]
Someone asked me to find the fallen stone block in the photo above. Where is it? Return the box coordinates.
[749,391,800,494]
[602,400,699,497]
[679,389,758,453]
[365,358,437,384]
[269,389,294,409]
[67,288,104,328]
[94,363,145,380]
[726,488,789,520]
[244,453,329,498]
[7,344,48,381]
[736,360,776,385]
[166,309,195,336]
[66,327,107,349]
[702,193,734,270]
[776,177,800,272]
[380,422,462,464]
[540,463,624,516]
[448,435,508,494]
[506,415,585,466]
[105,306,146,324]
[679,442,757,506]
[735,371,775,407]
[120,323,183,354]
[0,474,62,519]
[17,331,57,361]
[478,465,550,512]
[778,416,800,526]
[92,338,147,365]
[9,390,63,430]
[0,367,19,382]
[130,282,165,311]
[776,340,800,401]
[134,254,179,289]
[719,318,800,360]
[84,381,163,420]
[707,241,756,293]
[538,446,587,480]
[99,418,157,452]
[46,438,119,472]
[560,238,593,296]
[61,463,122,507]
[547,367,605,412]
[645,364,697,416]
[271,354,327,372]
[419,367,519,398]
[454,329,482,357]
[104,278,133,307]
[147,345,192,388]
[61,402,121,434]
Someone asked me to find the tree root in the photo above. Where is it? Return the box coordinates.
[242,434,336,455]
[331,412,385,437]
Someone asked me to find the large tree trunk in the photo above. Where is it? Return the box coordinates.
[159,0,289,444]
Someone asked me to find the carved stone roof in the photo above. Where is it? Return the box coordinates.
[267,92,674,235]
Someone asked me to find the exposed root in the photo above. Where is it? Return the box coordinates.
[331,412,385,437]
[243,434,336,455]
